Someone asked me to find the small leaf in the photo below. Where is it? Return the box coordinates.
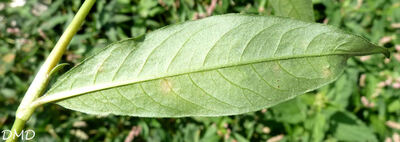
[48,63,69,77]
[330,111,378,142]
[270,0,315,22]
[272,97,306,124]
[38,14,388,117]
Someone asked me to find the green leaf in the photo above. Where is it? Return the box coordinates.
[37,14,388,117]
[312,113,326,142]
[49,63,70,77]
[330,111,378,142]
[270,0,315,22]
[272,97,307,124]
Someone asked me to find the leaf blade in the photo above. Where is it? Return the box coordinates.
[38,14,388,117]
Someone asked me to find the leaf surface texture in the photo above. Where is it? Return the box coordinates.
[41,14,388,117]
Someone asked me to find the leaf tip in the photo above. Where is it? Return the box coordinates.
[376,45,391,58]
[383,48,390,58]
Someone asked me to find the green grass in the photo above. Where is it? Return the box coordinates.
[1,0,399,141]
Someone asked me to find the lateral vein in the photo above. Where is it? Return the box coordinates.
[32,51,384,106]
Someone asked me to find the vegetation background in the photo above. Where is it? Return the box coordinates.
[0,0,399,141]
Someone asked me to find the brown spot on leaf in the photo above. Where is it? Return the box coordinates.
[323,68,331,78]
[161,79,172,93]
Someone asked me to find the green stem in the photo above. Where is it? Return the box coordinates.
[6,0,96,141]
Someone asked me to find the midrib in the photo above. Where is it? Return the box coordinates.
[33,50,383,106]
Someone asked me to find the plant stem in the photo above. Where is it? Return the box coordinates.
[6,0,96,141]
